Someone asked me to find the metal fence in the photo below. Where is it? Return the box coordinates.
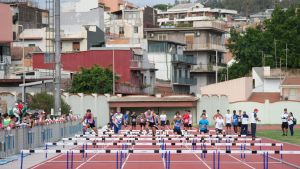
[0,120,82,158]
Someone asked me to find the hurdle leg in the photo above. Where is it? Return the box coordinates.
[20,151,24,169]
[116,151,119,169]
[66,151,69,169]
[71,151,74,169]
[213,151,216,169]
[45,144,48,159]
[280,145,283,161]
[168,151,171,169]
[218,151,220,169]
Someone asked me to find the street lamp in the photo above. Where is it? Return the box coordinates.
[18,25,25,102]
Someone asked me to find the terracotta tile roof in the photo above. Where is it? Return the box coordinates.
[248,92,281,103]
[282,77,300,86]
[11,47,41,61]
[109,95,198,102]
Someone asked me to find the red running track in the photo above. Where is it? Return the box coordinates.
[27,125,300,169]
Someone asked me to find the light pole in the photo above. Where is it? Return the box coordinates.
[215,50,218,83]
[112,49,115,95]
[54,0,61,116]
[18,25,25,102]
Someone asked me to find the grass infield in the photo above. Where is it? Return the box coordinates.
[257,128,300,145]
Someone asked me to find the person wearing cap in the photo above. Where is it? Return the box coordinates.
[250,108,261,138]
[281,108,289,136]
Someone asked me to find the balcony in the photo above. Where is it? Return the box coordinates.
[116,83,142,94]
[185,43,226,52]
[171,54,196,65]
[191,63,226,73]
[130,60,156,70]
[172,77,197,86]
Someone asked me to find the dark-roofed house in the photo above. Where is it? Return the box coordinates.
[281,77,300,101]
[108,94,198,123]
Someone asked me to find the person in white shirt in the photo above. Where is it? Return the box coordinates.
[288,112,295,136]
[281,108,289,136]
[160,111,167,130]
[241,111,249,135]
[250,108,261,139]
[215,117,225,134]
[225,109,233,134]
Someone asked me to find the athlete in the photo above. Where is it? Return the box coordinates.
[139,112,146,132]
[81,109,98,135]
[173,112,183,135]
[160,111,167,130]
[112,111,123,134]
[182,110,190,130]
[144,109,158,136]
[131,112,137,130]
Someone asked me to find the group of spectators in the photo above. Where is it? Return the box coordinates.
[0,102,79,130]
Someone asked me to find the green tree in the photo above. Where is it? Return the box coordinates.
[69,65,118,94]
[224,6,300,81]
[153,4,172,11]
[29,92,71,115]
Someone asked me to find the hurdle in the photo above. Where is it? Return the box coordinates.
[62,137,262,141]
[77,134,247,138]
[20,149,300,155]
[46,142,283,147]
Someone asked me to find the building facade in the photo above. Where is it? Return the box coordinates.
[105,6,156,48]
[0,3,13,79]
[32,48,156,95]
[157,3,237,26]
[145,21,227,94]
[147,40,196,94]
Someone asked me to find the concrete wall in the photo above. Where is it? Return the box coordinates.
[230,100,300,124]
[147,53,171,81]
[200,77,253,102]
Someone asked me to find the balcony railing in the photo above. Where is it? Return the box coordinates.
[116,83,142,94]
[191,63,226,72]
[130,60,156,70]
[171,54,197,65]
[172,77,197,85]
[185,43,226,52]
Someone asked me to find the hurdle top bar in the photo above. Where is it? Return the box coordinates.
[21,149,300,155]
[62,137,262,141]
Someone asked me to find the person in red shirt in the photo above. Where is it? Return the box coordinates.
[182,110,190,130]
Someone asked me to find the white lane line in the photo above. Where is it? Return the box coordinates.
[165,125,211,169]
[76,143,110,169]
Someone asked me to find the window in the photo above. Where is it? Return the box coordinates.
[105,27,110,35]
[72,42,80,51]
[28,44,35,47]
[134,26,138,34]
[158,34,167,41]
[119,27,124,37]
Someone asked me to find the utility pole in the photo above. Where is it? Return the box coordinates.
[54,0,61,116]
[274,39,277,68]
[113,49,115,95]
[285,43,288,72]
[215,50,218,83]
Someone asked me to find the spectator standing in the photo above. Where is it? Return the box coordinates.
[250,108,260,139]
[281,108,289,136]
[241,111,249,135]
[288,112,294,136]
[232,110,239,134]
[225,109,233,134]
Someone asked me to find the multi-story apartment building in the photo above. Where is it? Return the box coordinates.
[145,20,227,94]
[99,0,136,12]
[1,1,49,41]
[0,3,13,78]
[147,40,196,94]
[105,6,156,48]
[157,3,237,26]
